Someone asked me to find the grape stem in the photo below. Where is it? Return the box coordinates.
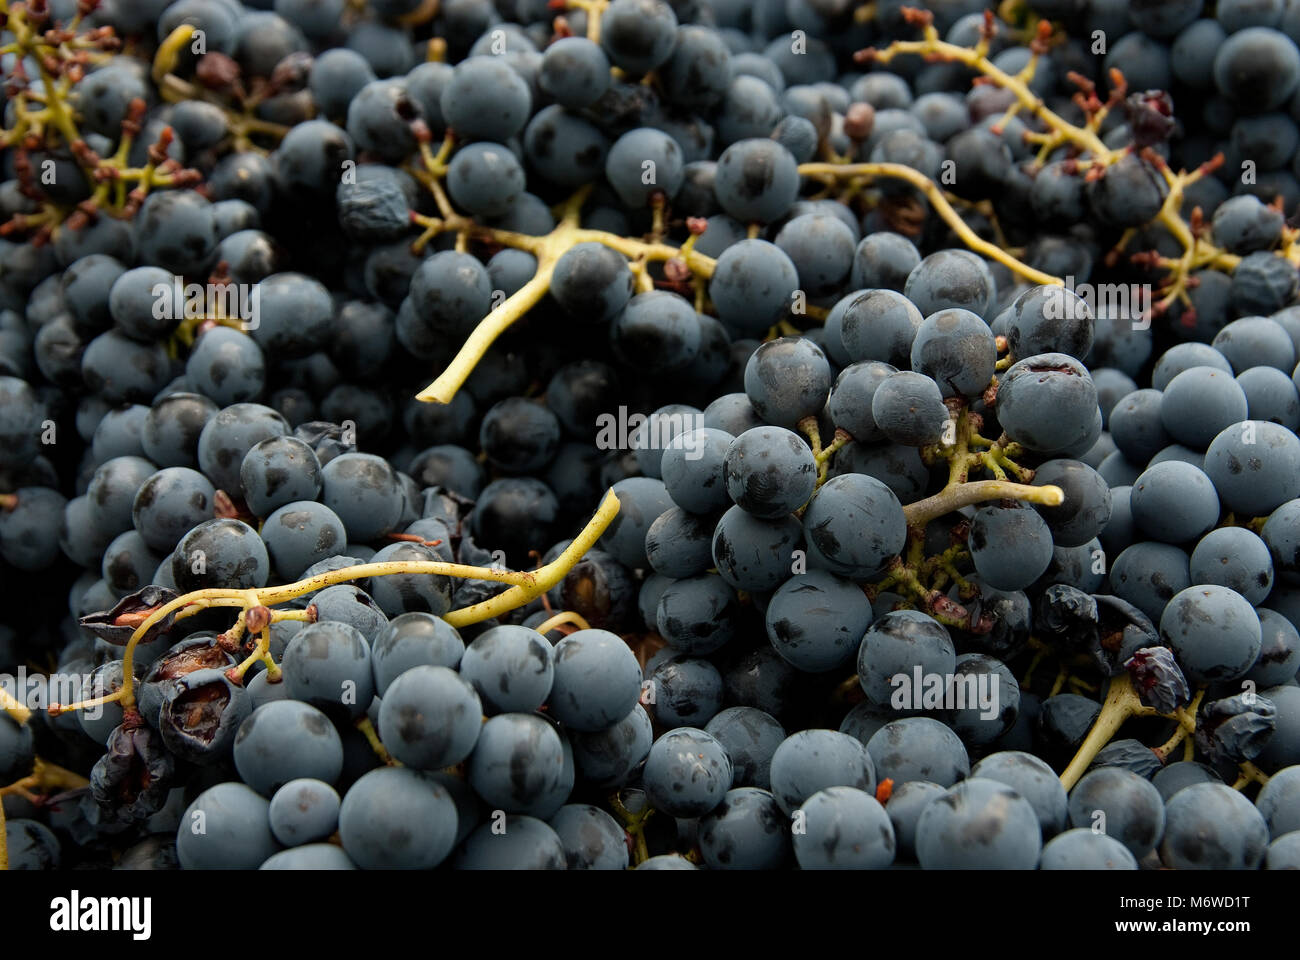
[107,490,622,713]
[902,479,1063,528]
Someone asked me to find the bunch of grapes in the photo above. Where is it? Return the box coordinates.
[1,0,1299,874]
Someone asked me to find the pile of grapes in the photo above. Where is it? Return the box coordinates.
[2,0,1300,872]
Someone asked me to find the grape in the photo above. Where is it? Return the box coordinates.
[0,486,67,570]
[997,354,1098,453]
[611,291,702,374]
[792,786,894,869]
[642,727,731,817]
[184,327,264,407]
[1246,608,1300,686]
[1231,250,1300,315]
[1130,461,1221,543]
[839,289,924,367]
[599,0,678,73]
[268,778,341,847]
[865,717,971,788]
[1255,684,1300,770]
[774,213,855,298]
[969,502,1054,591]
[1007,285,1094,361]
[1236,364,1300,430]
[134,190,219,276]
[660,24,731,109]
[655,574,738,655]
[605,127,684,208]
[770,115,818,163]
[1214,26,1300,110]
[81,330,170,405]
[142,392,217,469]
[570,704,653,787]
[1160,585,1262,684]
[910,308,997,399]
[1190,526,1274,603]
[171,518,269,592]
[158,667,250,764]
[697,787,790,869]
[769,729,876,815]
[1160,366,1249,448]
[0,712,35,784]
[856,610,957,712]
[1109,541,1192,624]
[1161,782,1270,869]
[459,624,554,716]
[468,713,566,812]
[260,501,347,581]
[708,240,799,337]
[401,251,491,351]
[970,750,1067,837]
[705,706,785,790]
[232,699,344,797]
[1255,765,1300,837]
[177,783,279,870]
[1087,151,1169,227]
[280,620,374,722]
[1039,829,1138,869]
[722,426,815,518]
[1067,766,1164,859]
[438,55,531,143]
[766,570,873,673]
[548,629,642,731]
[635,854,698,869]
[648,654,724,727]
[551,242,634,323]
[539,37,610,109]
[915,778,1042,869]
[871,370,949,447]
[548,804,628,870]
[1030,459,1111,548]
[234,438,323,520]
[714,138,800,223]
[712,505,803,592]
[1110,389,1173,464]
[903,249,993,318]
[446,142,526,217]
[338,767,458,869]
[1204,420,1300,516]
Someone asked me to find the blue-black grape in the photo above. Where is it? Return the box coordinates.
[793,786,894,869]
[839,289,924,368]
[712,505,803,592]
[704,706,785,790]
[768,729,875,815]
[655,574,739,655]
[1205,420,1300,516]
[548,804,628,870]
[708,239,799,337]
[648,654,724,727]
[1160,585,1262,684]
[643,726,732,817]
[996,354,1098,453]
[377,665,482,770]
[969,502,1054,591]
[866,717,970,788]
[176,782,279,870]
[1160,782,1270,868]
[713,138,800,223]
[915,778,1042,869]
[766,570,873,673]
[548,628,642,731]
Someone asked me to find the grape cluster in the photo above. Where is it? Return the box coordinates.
[1,0,1300,874]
